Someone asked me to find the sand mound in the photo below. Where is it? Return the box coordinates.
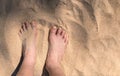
[0,0,120,76]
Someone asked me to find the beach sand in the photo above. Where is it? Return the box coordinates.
[0,0,120,76]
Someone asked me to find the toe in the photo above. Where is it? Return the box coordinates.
[18,26,23,38]
[18,32,22,40]
[22,23,27,31]
[25,22,32,30]
[64,34,67,42]
[24,22,28,30]
[19,27,23,34]
[21,25,24,31]
[18,29,22,36]
[50,26,57,35]
[65,33,69,44]
[31,21,37,29]
[57,27,62,36]
[61,30,66,38]
[18,33,21,37]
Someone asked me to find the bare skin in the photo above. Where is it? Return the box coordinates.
[17,21,38,76]
[16,22,68,76]
[46,26,68,76]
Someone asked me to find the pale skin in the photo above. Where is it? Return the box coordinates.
[16,21,68,76]
[17,21,38,76]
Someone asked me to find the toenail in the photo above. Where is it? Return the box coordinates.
[52,26,57,29]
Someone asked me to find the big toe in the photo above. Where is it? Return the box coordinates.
[50,26,57,35]
[31,21,37,29]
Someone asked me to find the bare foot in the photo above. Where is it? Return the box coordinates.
[16,21,38,76]
[19,21,38,65]
[46,26,68,71]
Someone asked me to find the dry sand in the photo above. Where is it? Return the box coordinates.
[0,0,120,76]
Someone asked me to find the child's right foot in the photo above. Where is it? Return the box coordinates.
[17,21,38,76]
[46,26,68,70]
[19,21,38,65]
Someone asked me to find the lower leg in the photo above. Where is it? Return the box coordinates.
[16,57,35,76]
[46,63,65,76]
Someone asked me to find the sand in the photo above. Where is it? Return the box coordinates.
[0,0,120,76]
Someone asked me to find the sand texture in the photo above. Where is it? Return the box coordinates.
[0,0,120,76]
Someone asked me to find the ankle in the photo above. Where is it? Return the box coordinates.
[23,56,36,65]
[46,60,61,70]
[46,64,60,72]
